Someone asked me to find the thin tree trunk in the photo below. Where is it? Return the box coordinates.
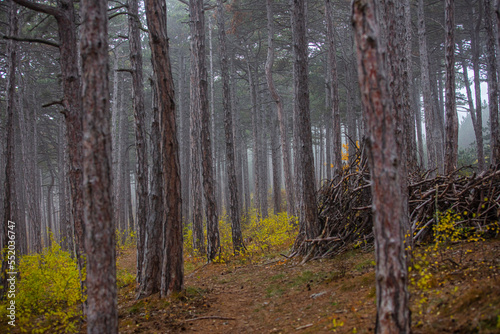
[324,57,333,181]
[459,41,485,172]
[352,1,411,332]
[259,101,269,218]
[414,82,425,167]
[126,0,148,286]
[1,0,19,300]
[144,0,184,295]
[58,115,73,252]
[247,58,261,216]
[138,80,163,298]
[291,0,319,240]
[189,0,206,256]
[216,0,244,252]
[270,109,282,214]
[265,0,295,216]
[470,2,486,171]
[403,0,417,171]
[417,0,438,173]
[485,0,500,165]
[325,0,343,175]
[444,0,458,174]
[80,0,117,330]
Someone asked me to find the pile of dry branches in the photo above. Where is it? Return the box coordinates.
[294,151,500,261]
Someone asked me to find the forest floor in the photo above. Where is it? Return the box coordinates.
[112,239,500,334]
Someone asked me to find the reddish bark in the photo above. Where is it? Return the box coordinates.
[352,0,411,332]
[144,0,184,295]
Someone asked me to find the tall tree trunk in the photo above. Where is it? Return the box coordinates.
[324,58,333,181]
[259,101,269,218]
[127,0,148,286]
[414,82,425,167]
[138,80,163,298]
[403,0,417,171]
[459,41,485,172]
[470,2,486,171]
[247,58,261,216]
[270,108,282,214]
[216,0,244,252]
[325,0,343,175]
[13,0,86,279]
[485,0,500,165]
[80,0,117,331]
[352,1,411,332]
[231,58,245,218]
[291,0,319,240]
[58,115,73,252]
[18,86,42,253]
[242,141,251,217]
[1,0,19,300]
[190,0,220,261]
[444,0,458,174]
[145,0,184,295]
[417,0,438,173]
[179,54,191,223]
[188,1,206,256]
[265,0,296,216]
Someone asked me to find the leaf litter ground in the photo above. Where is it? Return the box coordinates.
[113,239,500,334]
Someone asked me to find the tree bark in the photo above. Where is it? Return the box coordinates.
[444,0,458,174]
[144,0,184,295]
[1,0,19,300]
[291,0,319,240]
[352,1,411,332]
[127,0,149,286]
[325,0,343,175]
[403,0,417,171]
[13,0,86,277]
[80,0,117,331]
[216,0,244,252]
[485,0,500,165]
[188,0,207,256]
[138,80,163,298]
[417,0,438,172]
[470,2,486,171]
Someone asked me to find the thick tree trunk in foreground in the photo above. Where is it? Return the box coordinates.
[444,0,458,174]
[144,0,184,295]
[80,0,117,332]
[216,0,244,252]
[291,0,319,240]
[352,0,411,333]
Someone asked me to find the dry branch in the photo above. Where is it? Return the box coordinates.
[293,147,500,261]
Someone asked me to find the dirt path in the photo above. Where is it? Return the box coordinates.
[116,240,500,334]
[117,250,377,334]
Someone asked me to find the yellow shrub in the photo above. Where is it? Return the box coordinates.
[0,242,84,333]
[184,211,298,264]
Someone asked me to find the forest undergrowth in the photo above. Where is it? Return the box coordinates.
[1,209,499,333]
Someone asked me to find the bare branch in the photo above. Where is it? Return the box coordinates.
[2,35,59,48]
